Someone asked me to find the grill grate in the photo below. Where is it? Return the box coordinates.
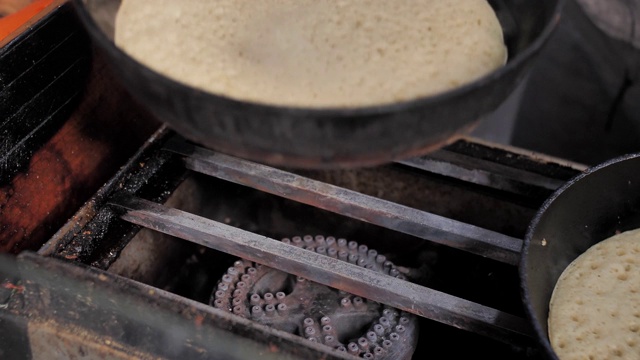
[36,127,584,359]
[163,137,524,265]
[109,193,531,344]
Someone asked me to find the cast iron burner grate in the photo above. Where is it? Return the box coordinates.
[33,126,583,359]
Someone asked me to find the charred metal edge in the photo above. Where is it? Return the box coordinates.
[396,139,584,205]
[38,126,188,269]
[443,139,583,180]
[0,31,84,116]
[14,251,349,360]
[163,137,523,265]
[397,150,564,201]
[108,194,535,346]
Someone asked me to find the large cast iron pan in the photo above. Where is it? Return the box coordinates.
[72,0,563,169]
[520,153,640,359]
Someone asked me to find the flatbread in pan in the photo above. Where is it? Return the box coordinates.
[549,228,640,360]
[114,0,507,108]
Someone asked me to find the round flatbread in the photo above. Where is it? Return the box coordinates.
[549,228,640,360]
[114,0,506,108]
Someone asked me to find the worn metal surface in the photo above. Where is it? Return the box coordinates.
[0,3,160,254]
[107,174,207,290]
[38,126,185,269]
[0,309,31,360]
[164,138,522,265]
[109,195,534,345]
[0,4,88,187]
[213,236,419,360]
[26,130,583,357]
[398,150,566,199]
[28,320,154,360]
[15,251,351,360]
[450,137,587,176]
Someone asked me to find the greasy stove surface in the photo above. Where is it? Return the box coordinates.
[0,4,587,360]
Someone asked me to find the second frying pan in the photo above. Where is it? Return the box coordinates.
[520,153,640,359]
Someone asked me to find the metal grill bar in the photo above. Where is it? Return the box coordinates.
[109,194,534,345]
[398,150,566,195]
[163,138,523,265]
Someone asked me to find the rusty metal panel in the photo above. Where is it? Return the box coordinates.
[12,252,350,360]
[28,321,153,360]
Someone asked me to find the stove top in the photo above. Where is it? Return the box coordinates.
[0,4,587,360]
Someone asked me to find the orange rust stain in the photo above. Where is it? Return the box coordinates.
[194,314,205,327]
[0,0,57,41]
[1,281,25,293]
[0,114,110,253]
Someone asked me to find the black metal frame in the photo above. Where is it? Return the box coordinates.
[0,4,90,185]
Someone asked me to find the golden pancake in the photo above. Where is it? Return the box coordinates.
[549,228,640,360]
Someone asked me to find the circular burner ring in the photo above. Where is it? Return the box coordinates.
[210,235,418,360]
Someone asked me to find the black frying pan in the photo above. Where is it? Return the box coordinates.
[72,0,564,168]
[520,153,640,359]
